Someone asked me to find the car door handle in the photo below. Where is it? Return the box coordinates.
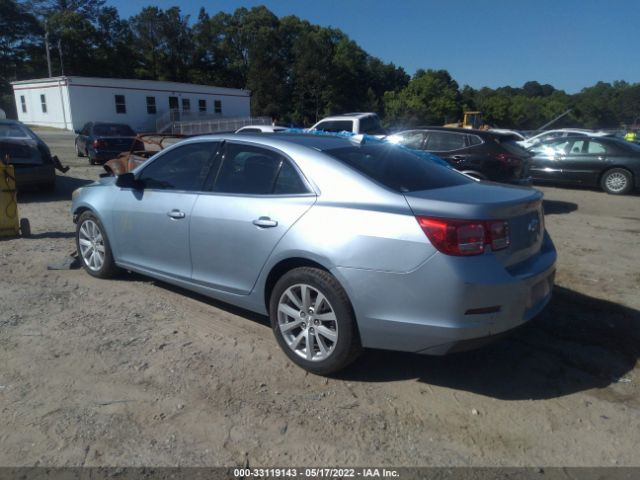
[167,209,186,219]
[451,155,465,161]
[252,216,278,228]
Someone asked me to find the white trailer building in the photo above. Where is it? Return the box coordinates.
[11,76,252,132]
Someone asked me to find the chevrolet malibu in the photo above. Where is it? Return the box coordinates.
[72,134,557,374]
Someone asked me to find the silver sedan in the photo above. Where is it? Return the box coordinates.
[72,133,557,374]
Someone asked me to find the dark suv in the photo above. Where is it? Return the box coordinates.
[389,127,532,185]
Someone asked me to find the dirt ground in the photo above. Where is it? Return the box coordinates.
[0,131,638,467]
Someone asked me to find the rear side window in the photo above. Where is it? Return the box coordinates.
[325,144,472,193]
[587,141,606,154]
[139,142,218,191]
[467,135,482,146]
[425,132,465,151]
[394,131,426,149]
[313,120,354,133]
[213,143,307,195]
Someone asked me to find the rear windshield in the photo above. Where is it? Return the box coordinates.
[0,124,28,138]
[93,124,135,136]
[494,135,532,157]
[324,144,472,192]
[0,141,41,164]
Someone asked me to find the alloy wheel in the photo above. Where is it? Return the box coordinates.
[78,219,105,271]
[605,172,628,193]
[277,284,339,362]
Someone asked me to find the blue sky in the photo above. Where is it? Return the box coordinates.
[107,0,640,93]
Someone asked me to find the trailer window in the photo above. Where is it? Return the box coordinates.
[40,94,47,113]
[115,95,126,114]
[20,96,26,113]
[214,100,222,114]
[199,99,206,112]
[146,96,156,114]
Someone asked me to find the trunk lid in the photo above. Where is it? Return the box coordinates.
[404,181,545,267]
[98,136,137,151]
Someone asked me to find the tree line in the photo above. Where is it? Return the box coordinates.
[2,0,639,130]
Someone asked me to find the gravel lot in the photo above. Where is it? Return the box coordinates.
[0,131,638,467]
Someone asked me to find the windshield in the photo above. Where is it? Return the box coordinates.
[0,124,29,138]
[93,124,136,136]
[324,143,472,192]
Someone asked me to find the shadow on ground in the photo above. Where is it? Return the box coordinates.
[339,286,639,400]
[110,270,640,400]
[18,175,93,204]
[543,199,578,215]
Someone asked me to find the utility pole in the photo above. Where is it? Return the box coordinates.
[57,38,64,75]
[44,20,53,77]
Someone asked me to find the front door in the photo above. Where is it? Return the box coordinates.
[112,141,219,280]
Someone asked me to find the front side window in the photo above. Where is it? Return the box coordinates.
[146,96,156,114]
[394,131,426,149]
[115,95,126,114]
[569,140,586,154]
[424,132,465,151]
[199,99,206,112]
[213,143,307,195]
[40,94,47,113]
[359,115,381,134]
[138,142,218,192]
[313,120,353,133]
[182,98,190,111]
[20,96,26,113]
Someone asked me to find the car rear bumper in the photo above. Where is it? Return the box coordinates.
[90,150,127,162]
[335,231,557,354]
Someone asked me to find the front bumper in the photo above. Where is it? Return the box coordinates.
[335,231,557,355]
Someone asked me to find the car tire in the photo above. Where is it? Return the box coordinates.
[88,155,97,166]
[19,218,31,238]
[76,211,119,278]
[76,142,84,157]
[601,168,633,195]
[269,267,362,375]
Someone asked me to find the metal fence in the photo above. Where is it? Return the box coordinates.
[170,116,272,135]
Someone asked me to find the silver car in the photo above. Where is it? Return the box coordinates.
[72,134,557,374]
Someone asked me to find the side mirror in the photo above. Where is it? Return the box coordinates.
[74,129,81,134]
[115,172,142,189]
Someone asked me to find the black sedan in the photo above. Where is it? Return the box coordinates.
[528,136,640,195]
[388,127,531,185]
[0,120,57,191]
[75,122,140,165]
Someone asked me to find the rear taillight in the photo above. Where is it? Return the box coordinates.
[93,139,106,149]
[417,217,510,256]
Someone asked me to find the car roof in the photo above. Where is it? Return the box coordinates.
[187,132,377,151]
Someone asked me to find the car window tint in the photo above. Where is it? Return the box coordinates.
[273,160,308,194]
[425,132,465,151]
[0,124,29,138]
[139,142,217,191]
[314,120,353,133]
[359,115,381,134]
[93,124,135,136]
[214,143,298,195]
[587,141,606,154]
[570,140,586,154]
[395,131,426,149]
[325,144,472,192]
[467,135,482,146]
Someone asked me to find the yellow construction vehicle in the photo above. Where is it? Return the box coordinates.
[1,160,30,238]
[444,111,490,130]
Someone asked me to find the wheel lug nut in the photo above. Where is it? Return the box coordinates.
[314,319,319,325]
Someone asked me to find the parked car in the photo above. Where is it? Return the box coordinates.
[489,128,527,141]
[387,127,532,185]
[309,113,388,136]
[72,133,556,374]
[236,125,288,133]
[0,120,56,191]
[528,136,640,194]
[519,128,611,149]
[75,122,141,165]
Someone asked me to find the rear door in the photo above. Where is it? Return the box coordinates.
[558,139,610,185]
[111,141,219,280]
[424,131,471,168]
[529,139,570,182]
[189,141,316,294]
